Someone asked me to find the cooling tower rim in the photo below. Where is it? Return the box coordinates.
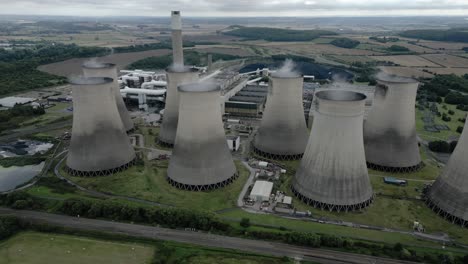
[82,62,116,69]
[69,77,113,85]
[269,73,302,79]
[376,75,418,84]
[315,90,367,102]
[166,66,198,74]
[178,82,220,93]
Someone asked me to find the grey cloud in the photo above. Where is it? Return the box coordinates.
[1,0,468,16]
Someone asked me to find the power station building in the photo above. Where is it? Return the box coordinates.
[363,75,422,173]
[253,73,308,160]
[292,90,373,212]
[66,77,136,176]
[426,121,468,227]
[82,62,134,132]
[167,82,238,191]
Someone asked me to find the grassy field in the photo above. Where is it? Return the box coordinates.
[416,102,466,141]
[19,102,73,128]
[62,159,250,211]
[0,232,297,264]
[0,232,154,264]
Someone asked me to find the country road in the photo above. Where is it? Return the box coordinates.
[0,208,419,264]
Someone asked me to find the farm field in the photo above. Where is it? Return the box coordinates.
[0,232,154,264]
[258,42,385,56]
[417,41,468,52]
[328,55,376,64]
[420,67,468,76]
[421,54,468,68]
[37,49,171,77]
[371,55,440,67]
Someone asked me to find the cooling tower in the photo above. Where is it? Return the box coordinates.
[171,11,184,66]
[66,77,136,176]
[158,68,199,147]
[253,74,309,160]
[363,76,422,173]
[426,120,468,227]
[82,62,134,132]
[292,90,373,212]
[167,82,238,191]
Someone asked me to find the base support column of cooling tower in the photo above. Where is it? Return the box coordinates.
[366,162,424,173]
[157,139,174,148]
[66,159,136,177]
[252,144,303,161]
[167,173,239,192]
[291,186,374,212]
[425,197,468,228]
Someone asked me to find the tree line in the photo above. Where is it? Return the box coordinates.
[400,29,468,43]
[223,26,337,42]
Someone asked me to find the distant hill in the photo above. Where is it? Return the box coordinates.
[223,26,337,42]
[400,29,468,43]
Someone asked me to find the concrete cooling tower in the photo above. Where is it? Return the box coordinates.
[66,77,136,176]
[171,11,184,66]
[426,120,468,227]
[167,82,238,191]
[158,68,199,147]
[82,62,134,132]
[253,74,309,160]
[292,90,373,212]
[363,75,422,173]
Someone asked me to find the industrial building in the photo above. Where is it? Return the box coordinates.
[292,90,373,212]
[82,62,134,132]
[364,75,422,173]
[167,82,238,191]
[225,84,268,117]
[426,121,468,227]
[250,180,274,202]
[253,74,309,160]
[66,77,136,176]
[158,68,199,147]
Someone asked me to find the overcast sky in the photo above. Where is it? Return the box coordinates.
[1,0,468,17]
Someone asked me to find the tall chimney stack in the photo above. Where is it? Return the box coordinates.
[171,11,184,67]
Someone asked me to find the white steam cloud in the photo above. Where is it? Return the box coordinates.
[271,59,300,78]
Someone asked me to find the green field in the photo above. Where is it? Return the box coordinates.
[19,102,72,128]
[0,232,296,264]
[0,232,154,264]
[62,159,250,211]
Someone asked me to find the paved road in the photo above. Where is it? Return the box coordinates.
[0,208,419,264]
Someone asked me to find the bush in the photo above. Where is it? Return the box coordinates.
[428,141,451,153]
[0,216,20,240]
[457,126,464,134]
[240,218,250,228]
[448,110,455,115]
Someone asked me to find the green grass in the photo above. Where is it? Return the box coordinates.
[311,38,334,44]
[0,232,154,264]
[416,102,466,141]
[62,160,250,211]
[19,102,72,128]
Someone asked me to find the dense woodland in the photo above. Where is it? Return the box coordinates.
[369,36,399,43]
[330,38,360,49]
[127,50,243,70]
[0,43,110,96]
[223,26,337,41]
[400,29,468,43]
[421,74,468,105]
[0,104,45,132]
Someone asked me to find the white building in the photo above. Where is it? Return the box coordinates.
[226,135,240,151]
[249,180,274,202]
